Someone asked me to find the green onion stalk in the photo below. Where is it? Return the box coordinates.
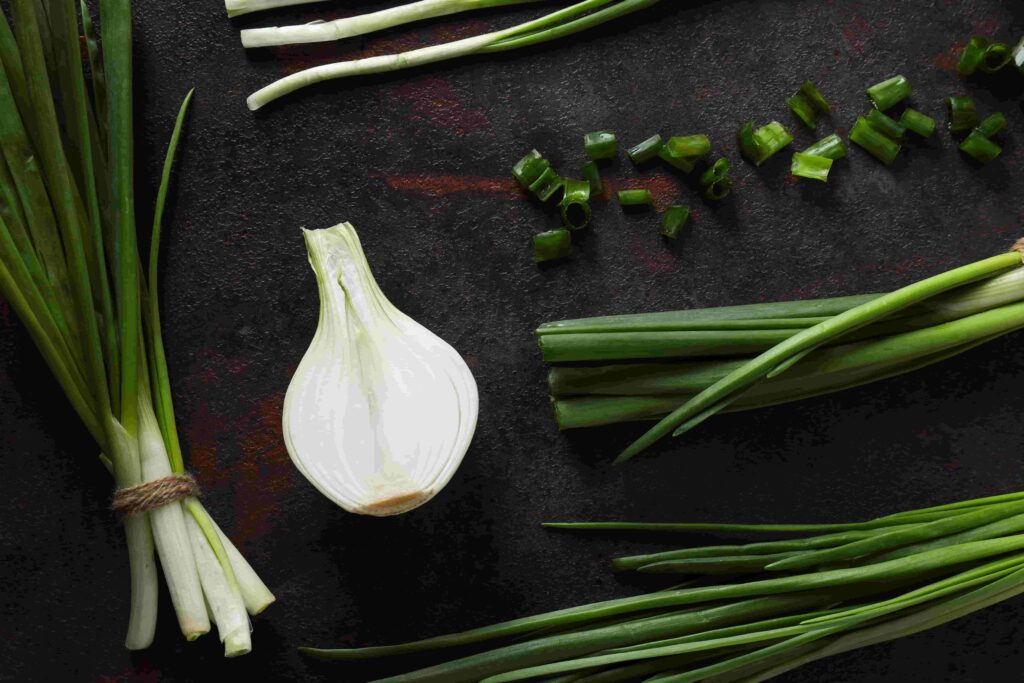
[303,491,1024,682]
[244,0,662,110]
[0,0,272,653]
[535,243,1024,463]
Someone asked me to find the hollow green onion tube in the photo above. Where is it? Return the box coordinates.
[849,116,901,165]
[660,206,689,240]
[665,134,710,158]
[803,134,847,160]
[790,153,832,182]
[529,167,565,202]
[512,149,549,187]
[246,0,663,110]
[979,41,1012,73]
[948,96,981,132]
[739,122,794,165]
[627,134,664,164]
[899,108,936,137]
[787,80,830,128]
[533,229,572,263]
[698,158,731,200]
[617,189,653,206]
[975,112,1007,138]
[559,179,592,230]
[584,129,618,160]
[866,74,910,111]
[864,109,906,140]
[959,35,990,75]
[959,131,1002,164]
[581,161,603,195]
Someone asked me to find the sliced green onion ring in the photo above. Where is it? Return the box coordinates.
[627,134,664,164]
[791,152,833,182]
[699,158,732,200]
[559,179,592,230]
[529,166,565,202]
[850,116,901,165]
[865,109,906,140]
[866,75,911,111]
[958,36,990,75]
[787,80,830,128]
[513,149,550,188]
[803,134,847,160]
[739,122,794,166]
[948,96,981,133]
[584,130,618,160]
[581,161,603,195]
[618,189,654,206]
[979,42,1012,73]
[660,206,690,240]
[975,112,1007,139]
[959,131,1002,164]
[899,109,936,137]
[533,229,573,263]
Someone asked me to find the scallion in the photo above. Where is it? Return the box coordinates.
[1013,36,1024,73]
[899,108,936,137]
[665,134,711,158]
[948,96,981,132]
[617,189,653,206]
[627,134,664,164]
[698,158,732,200]
[975,111,1007,138]
[559,179,592,230]
[787,80,830,128]
[660,206,689,240]
[790,152,833,182]
[866,74,911,111]
[959,130,1002,164]
[979,41,1012,73]
[803,133,847,160]
[584,129,618,160]
[512,149,550,187]
[865,109,906,140]
[739,121,794,165]
[958,35,990,75]
[849,116,901,165]
[529,166,565,202]
[581,160,603,195]
[533,229,573,262]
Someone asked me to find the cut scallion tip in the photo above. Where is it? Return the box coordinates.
[866,75,911,111]
[899,109,936,137]
[513,149,550,188]
[529,167,565,202]
[559,179,592,230]
[617,189,654,206]
[865,109,906,140]
[533,229,573,263]
[584,130,618,160]
[804,133,847,160]
[739,121,794,165]
[948,96,981,133]
[959,35,990,75]
[959,130,1002,164]
[581,161,603,195]
[788,80,830,128]
[850,116,901,165]
[791,152,833,182]
[660,206,690,240]
[975,112,1007,139]
[627,134,664,164]
[699,158,732,200]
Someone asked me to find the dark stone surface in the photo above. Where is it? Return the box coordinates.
[2,0,1024,680]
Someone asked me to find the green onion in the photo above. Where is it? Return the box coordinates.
[864,109,906,140]
[899,108,936,137]
[660,206,689,240]
[959,130,1002,164]
[1013,36,1024,73]
[790,153,832,182]
[787,80,830,128]
[246,0,664,110]
[979,41,1012,73]
[975,111,1007,138]
[627,134,664,164]
[738,121,794,165]
[559,179,592,230]
[617,189,653,206]
[533,229,573,262]
[948,96,981,132]
[581,160,603,195]
[665,134,711,158]
[803,133,847,160]
[512,149,550,188]
[225,0,331,17]
[958,35,990,75]
[529,166,565,202]
[698,158,731,200]
[584,129,617,160]
[849,116,901,165]
[866,75,911,111]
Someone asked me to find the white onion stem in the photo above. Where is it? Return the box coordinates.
[205,513,277,615]
[186,514,251,657]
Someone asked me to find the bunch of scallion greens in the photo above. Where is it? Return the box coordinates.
[0,0,272,654]
[536,244,1024,463]
[303,489,1024,681]
[236,0,663,110]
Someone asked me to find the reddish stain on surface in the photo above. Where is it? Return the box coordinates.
[840,15,871,55]
[391,76,492,135]
[98,663,161,683]
[971,17,1002,35]
[630,238,681,275]
[375,173,520,199]
[933,41,964,73]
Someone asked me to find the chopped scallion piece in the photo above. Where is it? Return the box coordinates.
[698,158,732,200]
[979,41,1011,73]
[660,206,690,239]
[739,121,794,165]
[617,189,654,206]
[948,96,981,133]
[665,134,711,158]
[512,149,550,188]
[899,109,936,137]
[627,134,664,164]
[529,166,564,202]
[959,130,1002,164]
[737,122,760,164]
[865,109,906,140]
[583,130,617,161]
[787,80,830,127]
[1013,36,1024,73]
[958,36,990,75]
[791,152,833,182]
[866,75,911,111]
[803,133,847,160]
[581,161,603,195]
[558,179,592,230]
[850,116,901,165]
[532,229,572,263]
[975,112,1007,138]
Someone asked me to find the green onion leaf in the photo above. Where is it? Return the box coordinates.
[790,153,833,182]
[864,109,906,140]
[581,160,603,195]
[803,134,847,160]
[948,96,981,133]
[899,109,936,137]
[584,129,617,161]
[698,158,731,200]
[617,189,653,206]
[866,75,911,111]
[513,149,550,188]
[849,116,901,165]
[660,206,690,240]
[975,112,1007,139]
[627,134,664,164]
[559,179,592,230]
[958,130,1002,164]
[533,229,573,263]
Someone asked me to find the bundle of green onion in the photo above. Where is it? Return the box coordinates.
[302,489,1024,681]
[0,0,272,653]
[537,244,1024,462]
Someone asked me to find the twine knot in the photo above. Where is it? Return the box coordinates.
[1011,238,1024,255]
[112,473,200,516]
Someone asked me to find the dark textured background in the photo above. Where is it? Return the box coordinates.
[2,0,1024,680]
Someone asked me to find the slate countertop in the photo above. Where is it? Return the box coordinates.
[2,0,1024,681]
